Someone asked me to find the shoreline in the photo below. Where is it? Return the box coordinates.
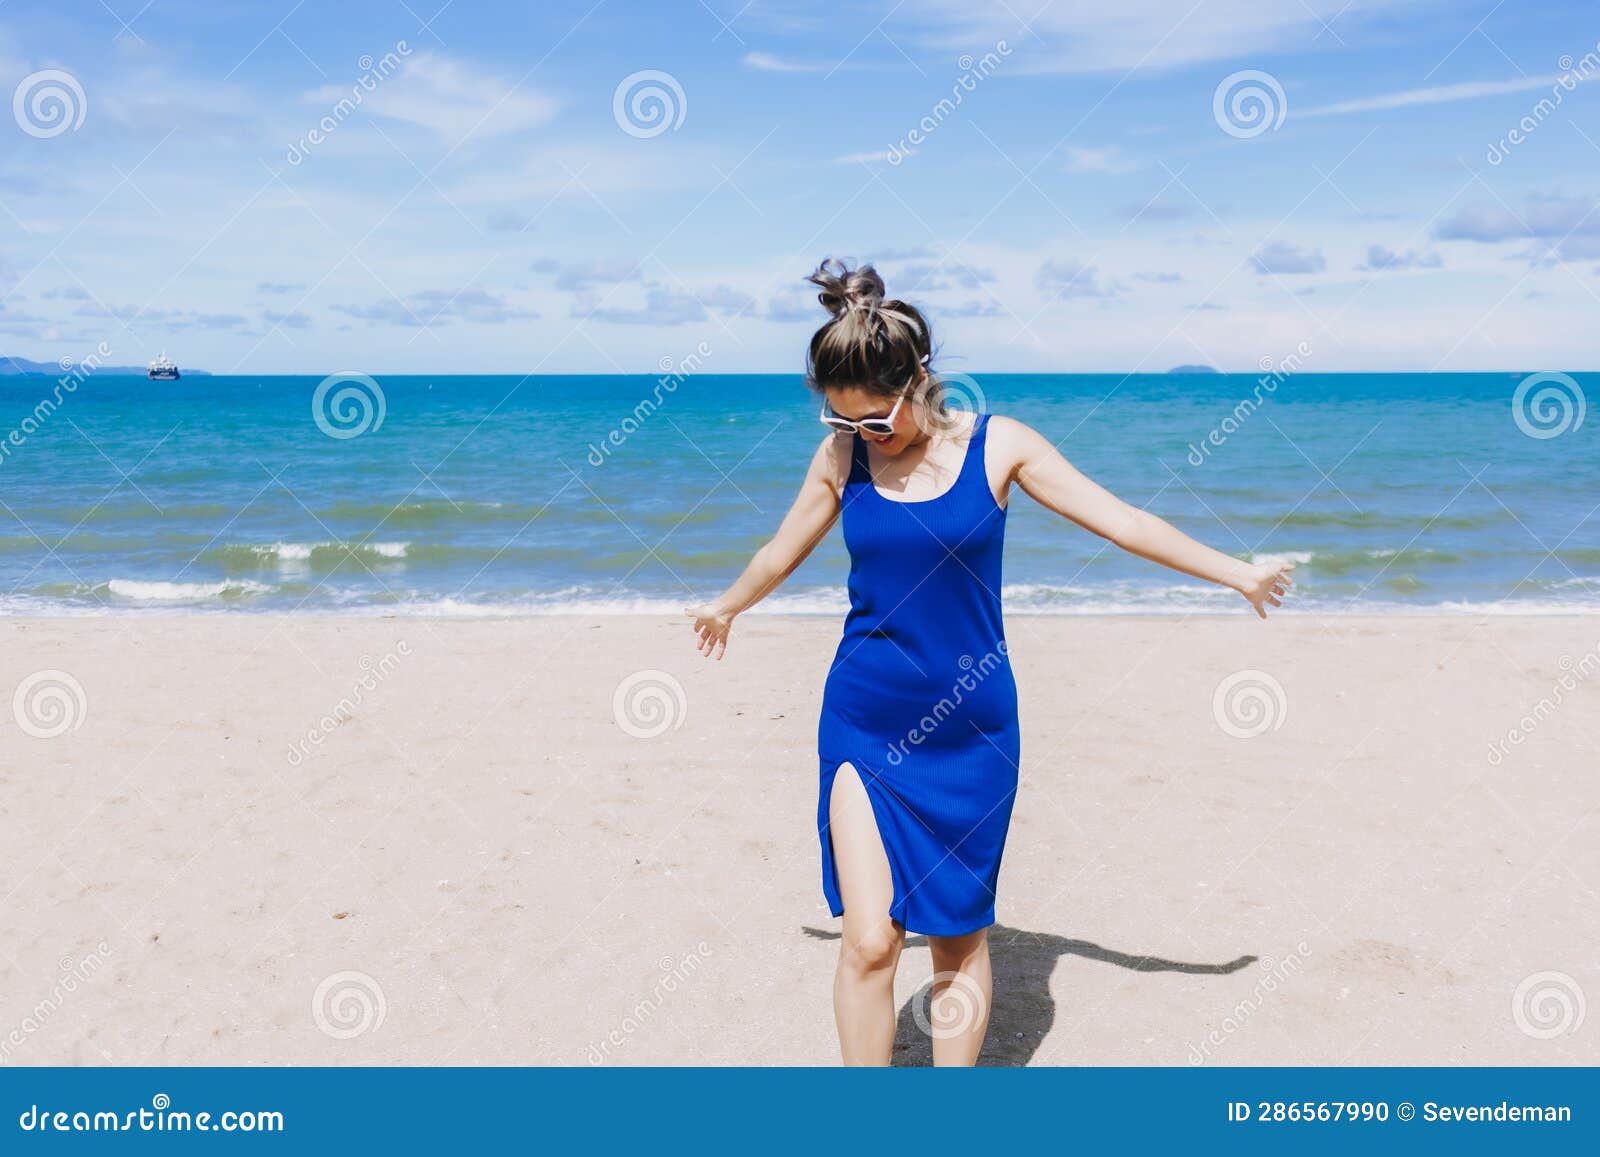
[4,609,1600,622]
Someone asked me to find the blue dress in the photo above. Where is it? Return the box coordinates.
[817,413,1020,936]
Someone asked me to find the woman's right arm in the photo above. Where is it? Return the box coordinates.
[686,435,846,659]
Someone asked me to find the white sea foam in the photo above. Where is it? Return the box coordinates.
[107,579,272,601]
[0,594,110,616]
[8,586,1598,617]
[245,541,410,563]
[359,591,1600,619]
[13,577,1600,617]
[361,582,1307,618]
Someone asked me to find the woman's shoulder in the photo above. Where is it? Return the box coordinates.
[811,431,854,491]
[983,413,1029,437]
[980,414,1055,470]
[981,413,1034,451]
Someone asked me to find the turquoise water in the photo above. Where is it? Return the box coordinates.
[0,372,1594,614]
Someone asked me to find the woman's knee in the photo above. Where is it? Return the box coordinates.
[841,920,902,975]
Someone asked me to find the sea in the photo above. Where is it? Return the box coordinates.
[0,371,1594,616]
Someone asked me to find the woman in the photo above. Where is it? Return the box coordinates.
[685,259,1293,1066]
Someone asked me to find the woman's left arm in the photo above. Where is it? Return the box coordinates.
[991,416,1293,619]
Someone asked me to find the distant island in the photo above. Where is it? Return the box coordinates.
[1167,364,1220,374]
[1,354,210,376]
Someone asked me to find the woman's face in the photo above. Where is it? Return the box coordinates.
[826,373,926,457]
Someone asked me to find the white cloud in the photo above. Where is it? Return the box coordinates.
[438,143,718,204]
[1062,145,1138,174]
[0,27,29,85]
[305,53,558,142]
[1358,244,1442,271]
[1300,75,1560,118]
[832,150,894,165]
[1251,240,1325,274]
[742,51,830,73]
[900,0,1437,73]
[590,283,755,325]
[1437,196,1600,243]
[1035,258,1119,298]
[1436,195,1600,263]
[332,288,536,326]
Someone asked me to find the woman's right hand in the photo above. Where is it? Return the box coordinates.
[684,603,735,660]
[679,437,845,661]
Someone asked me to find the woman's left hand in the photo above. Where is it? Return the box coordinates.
[1236,561,1295,619]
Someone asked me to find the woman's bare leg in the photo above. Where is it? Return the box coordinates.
[925,929,992,1066]
[828,763,905,1065]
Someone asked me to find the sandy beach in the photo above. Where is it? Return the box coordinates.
[2,613,1596,1066]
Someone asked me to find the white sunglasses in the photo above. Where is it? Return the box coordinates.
[819,390,908,437]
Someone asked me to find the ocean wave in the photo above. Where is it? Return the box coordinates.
[215,541,411,570]
[334,585,855,617]
[1234,510,1502,530]
[1318,546,1461,576]
[1526,575,1600,590]
[351,582,1251,617]
[5,580,1598,616]
[106,578,274,601]
[0,593,111,616]
[358,587,1600,618]
[1239,546,1470,575]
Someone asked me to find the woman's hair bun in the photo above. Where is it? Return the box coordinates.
[807,257,886,319]
[803,256,935,401]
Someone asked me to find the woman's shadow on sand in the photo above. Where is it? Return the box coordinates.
[802,923,1255,1066]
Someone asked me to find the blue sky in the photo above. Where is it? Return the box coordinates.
[2,0,1598,374]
